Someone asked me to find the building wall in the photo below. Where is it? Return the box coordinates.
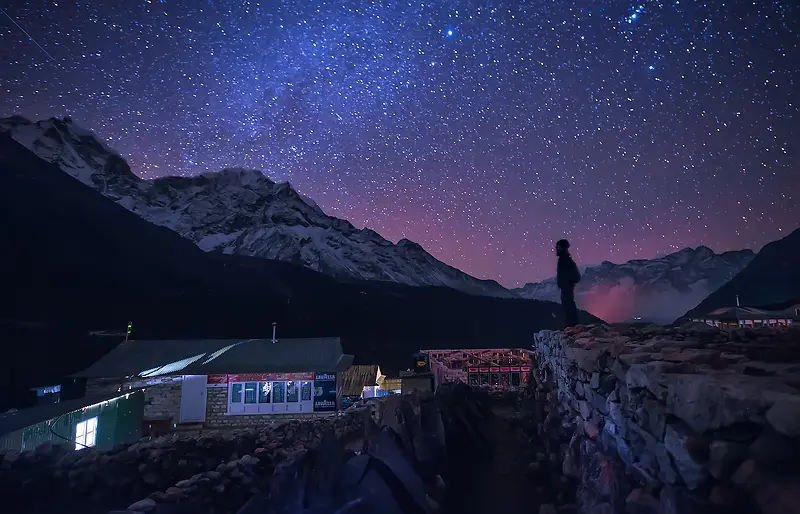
[0,391,144,452]
[144,380,181,423]
[204,387,329,428]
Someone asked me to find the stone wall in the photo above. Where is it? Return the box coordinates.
[144,381,182,423]
[532,323,800,514]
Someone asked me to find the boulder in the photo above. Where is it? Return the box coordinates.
[663,424,709,490]
[707,440,747,480]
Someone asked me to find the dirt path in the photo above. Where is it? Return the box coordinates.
[445,405,534,514]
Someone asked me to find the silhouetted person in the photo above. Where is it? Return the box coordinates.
[556,239,581,327]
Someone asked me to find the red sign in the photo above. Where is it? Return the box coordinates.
[490,367,499,372]
[468,368,479,373]
[500,367,510,372]
[479,367,489,372]
[224,372,314,383]
[521,367,531,372]
[510,367,520,372]
[207,374,228,385]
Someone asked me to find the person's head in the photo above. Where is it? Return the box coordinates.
[555,239,570,256]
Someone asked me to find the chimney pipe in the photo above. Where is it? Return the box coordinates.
[272,322,277,344]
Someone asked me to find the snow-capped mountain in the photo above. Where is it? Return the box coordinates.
[513,247,756,323]
[1,115,512,297]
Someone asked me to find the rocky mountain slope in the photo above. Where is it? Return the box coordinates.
[0,115,511,298]
[514,246,755,323]
[2,132,598,402]
[684,227,800,319]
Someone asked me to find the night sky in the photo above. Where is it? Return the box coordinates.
[1,1,797,287]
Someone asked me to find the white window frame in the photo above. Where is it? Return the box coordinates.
[226,379,315,415]
[75,416,98,449]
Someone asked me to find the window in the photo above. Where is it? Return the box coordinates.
[230,383,243,403]
[272,382,286,403]
[301,381,312,401]
[287,381,299,403]
[244,382,258,404]
[75,417,98,449]
[258,382,271,403]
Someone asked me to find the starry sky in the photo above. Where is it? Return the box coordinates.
[1,0,798,287]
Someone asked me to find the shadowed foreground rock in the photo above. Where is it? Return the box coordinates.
[530,323,800,514]
[237,383,490,514]
[0,413,365,514]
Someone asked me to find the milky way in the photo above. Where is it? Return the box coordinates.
[1,0,797,287]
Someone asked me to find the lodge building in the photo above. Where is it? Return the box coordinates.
[1,337,353,451]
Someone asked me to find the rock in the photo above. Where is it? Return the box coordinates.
[584,420,599,439]
[752,477,800,514]
[731,459,764,490]
[127,498,157,512]
[707,440,747,480]
[539,503,558,514]
[663,424,709,490]
[578,401,592,420]
[625,488,660,514]
[590,373,601,389]
[709,483,747,510]
[664,374,768,433]
[659,486,712,514]
[589,503,614,514]
[562,450,579,478]
[748,426,800,470]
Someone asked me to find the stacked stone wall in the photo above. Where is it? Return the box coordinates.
[532,323,800,514]
[144,381,182,423]
[0,407,367,514]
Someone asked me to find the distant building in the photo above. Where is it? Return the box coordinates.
[691,305,799,328]
[1,336,355,451]
[0,389,144,452]
[339,365,393,409]
[420,348,533,390]
[72,337,353,434]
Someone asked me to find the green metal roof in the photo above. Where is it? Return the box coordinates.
[71,337,353,378]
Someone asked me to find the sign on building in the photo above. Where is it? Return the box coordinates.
[313,372,337,412]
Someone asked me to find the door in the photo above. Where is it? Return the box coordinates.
[179,375,207,423]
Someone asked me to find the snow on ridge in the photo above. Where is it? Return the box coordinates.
[2,115,512,298]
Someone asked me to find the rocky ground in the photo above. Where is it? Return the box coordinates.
[0,411,365,514]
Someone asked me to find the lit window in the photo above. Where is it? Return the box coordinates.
[244,382,258,404]
[75,417,98,449]
[230,383,243,403]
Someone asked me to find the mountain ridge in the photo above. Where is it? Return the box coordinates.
[683,227,800,319]
[514,246,756,323]
[0,115,512,298]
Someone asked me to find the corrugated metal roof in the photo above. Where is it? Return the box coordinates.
[71,337,353,378]
[702,306,799,321]
[339,365,381,396]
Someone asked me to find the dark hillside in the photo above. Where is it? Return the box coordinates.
[0,134,599,404]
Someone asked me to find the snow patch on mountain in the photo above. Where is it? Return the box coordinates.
[1,116,512,298]
[514,247,755,323]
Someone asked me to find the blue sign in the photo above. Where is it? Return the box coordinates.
[313,372,337,412]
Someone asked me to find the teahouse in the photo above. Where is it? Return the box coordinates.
[72,336,353,431]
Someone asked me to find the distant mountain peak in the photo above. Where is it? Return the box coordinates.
[1,116,513,298]
[514,246,755,323]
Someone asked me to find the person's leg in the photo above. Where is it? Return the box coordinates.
[561,288,579,327]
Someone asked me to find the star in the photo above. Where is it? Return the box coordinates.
[0,0,796,287]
